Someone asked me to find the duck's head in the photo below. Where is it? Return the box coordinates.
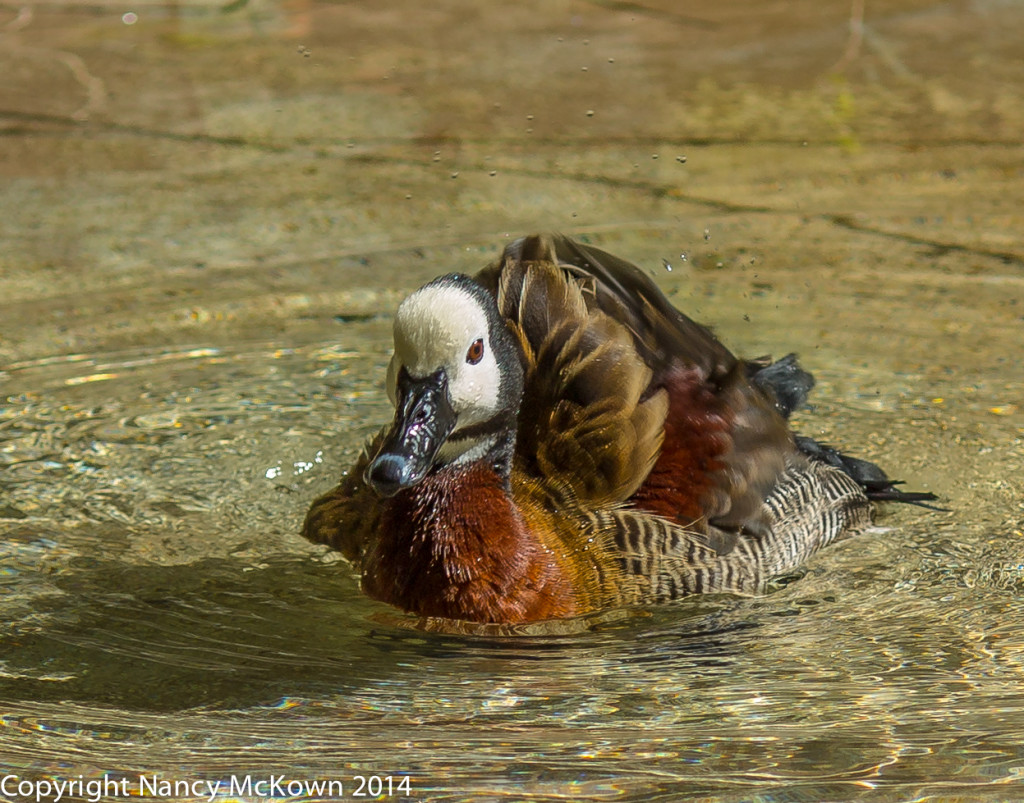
[364,274,524,497]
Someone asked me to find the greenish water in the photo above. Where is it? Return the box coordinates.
[2,1,1023,801]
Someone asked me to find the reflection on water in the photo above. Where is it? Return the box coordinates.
[2,312,1022,801]
[2,0,1024,800]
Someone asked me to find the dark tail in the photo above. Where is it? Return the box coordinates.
[748,353,815,419]
[794,435,944,510]
[748,353,943,510]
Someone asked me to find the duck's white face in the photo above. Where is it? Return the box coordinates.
[365,275,524,496]
[386,283,503,448]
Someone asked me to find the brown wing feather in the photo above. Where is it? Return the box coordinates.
[545,234,735,375]
[479,233,799,533]
[490,254,667,507]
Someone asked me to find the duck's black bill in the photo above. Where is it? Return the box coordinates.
[364,367,456,497]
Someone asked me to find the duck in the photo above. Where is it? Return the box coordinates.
[302,233,936,625]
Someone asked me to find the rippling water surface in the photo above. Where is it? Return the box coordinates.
[3,276,1022,801]
[2,0,1023,801]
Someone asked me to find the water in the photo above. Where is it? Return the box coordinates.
[3,0,1024,800]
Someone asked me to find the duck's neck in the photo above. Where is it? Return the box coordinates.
[362,457,574,624]
[435,415,518,484]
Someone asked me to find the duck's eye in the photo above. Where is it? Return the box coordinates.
[466,338,484,365]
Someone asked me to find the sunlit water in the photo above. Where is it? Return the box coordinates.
[2,261,1023,801]
[3,0,1024,800]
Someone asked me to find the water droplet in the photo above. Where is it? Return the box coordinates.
[122,11,138,24]
[265,466,282,479]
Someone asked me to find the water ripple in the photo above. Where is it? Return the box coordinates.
[1,338,1022,800]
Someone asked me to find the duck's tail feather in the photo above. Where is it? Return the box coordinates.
[747,353,815,419]
[794,435,945,510]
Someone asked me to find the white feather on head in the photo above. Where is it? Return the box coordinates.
[387,282,502,430]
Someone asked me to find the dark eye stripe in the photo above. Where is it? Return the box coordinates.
[466,338,484,364]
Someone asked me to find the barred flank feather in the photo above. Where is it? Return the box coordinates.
[591,458,872,603]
